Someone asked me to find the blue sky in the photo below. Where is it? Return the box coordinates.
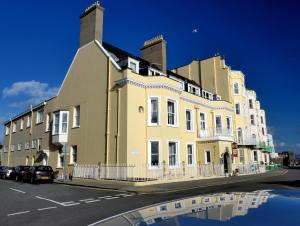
[0,0,299,153]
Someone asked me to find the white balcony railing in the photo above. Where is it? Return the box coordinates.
[236,136,258,146]
[198,127,234,141]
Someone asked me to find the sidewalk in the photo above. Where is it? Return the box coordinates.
[55,169,285,194]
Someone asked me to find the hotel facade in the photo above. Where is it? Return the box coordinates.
[1,2,274,181]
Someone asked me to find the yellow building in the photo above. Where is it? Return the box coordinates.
[2,2,271,181]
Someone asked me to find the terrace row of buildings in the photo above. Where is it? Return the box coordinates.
[1,2,275,181]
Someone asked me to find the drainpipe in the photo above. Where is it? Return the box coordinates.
[115,88,120,164]
[7,119,12,166]
[195,106,200,163]
[105,59,111,164]
[30,105,33,135]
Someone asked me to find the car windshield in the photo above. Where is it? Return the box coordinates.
[36,166,52,171]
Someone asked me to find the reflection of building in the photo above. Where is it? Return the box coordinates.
[101,190,270,226]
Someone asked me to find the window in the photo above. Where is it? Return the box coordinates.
[128,58,139,73]
[5,126,10,135]
[262,127,265,135]
[17,143,22,151]
[175,202,182,209]
[237,128,243,144]
[253,151,258,162]
[58,153,64,168]
[169,141,179,167]
[205,150,211,164]
[235,103,241,115]
[200,113,206,131]
[215,116,222,133]
[234,82,239,94]
[70,145,78,164]
[53,112,60,134]
[46,113,51,131]
[249,99,253,109]
[12,122,16,133]
[31,139,37,149]
[62,112,68,133]
[226,117,231,132]
[20,118,24,130]
[27,115,31,127]
[250,115,255,125]
[187,144,194,165]
[37,109,44,123]
[192,200,197,205]
[167,100,177,126]
[11,144,15,152]
[38,138,42,150]
[25,141,30,150]
[73,106,80,127]
[160,206,167,211]
[239,149,244,164]
[149,97,159,125]
[4,146,8,153]
[188,84,200,96]
[149,141,159,167]
[185,109,193,131]
[261,116,264,124]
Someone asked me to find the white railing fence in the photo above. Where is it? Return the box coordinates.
[238,163,266,175]
[73,163,227,181]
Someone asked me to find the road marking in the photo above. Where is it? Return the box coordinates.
[85,199,101,203]
[119,193,135,197]
[98,196,112,199]
[35,196,79,207]
[9,188,26,194]
[7,211,30,216]
[37,206,57,211]
[105,196,119,200]
[79,198,95,202]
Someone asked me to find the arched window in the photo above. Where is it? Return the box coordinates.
[234,82,239,94]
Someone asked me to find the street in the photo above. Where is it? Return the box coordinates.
[0,169,299,226]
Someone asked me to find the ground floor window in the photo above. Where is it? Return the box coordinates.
[70,145,78,164]
[187,144,194,165]
[169,141,179,167]
[239,149,244,164]
[58,153,64,168]
[149,141,159,167]
[253,151,258,162]
[205,150,211,164]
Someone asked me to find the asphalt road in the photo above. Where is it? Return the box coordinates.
[0,169,299,226]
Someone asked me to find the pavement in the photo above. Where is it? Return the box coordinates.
[0,168,299,226]
[55,169,288,193]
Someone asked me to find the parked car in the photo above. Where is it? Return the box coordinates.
[13,165,31,181]
[23,165,54,183]
[0,166,15,179]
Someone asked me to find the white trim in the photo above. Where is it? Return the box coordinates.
[128,57,139,73]
[199,112,207,136]
[167,140,180,168]
[148,96,160,126]
[166,98,179,127]
[148,140,161,169]
[185,108,194,132]
[95,40,121,70]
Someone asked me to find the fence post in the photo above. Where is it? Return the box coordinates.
[163,160,166,178]
[98,162,101,180]
[182,161,186,177]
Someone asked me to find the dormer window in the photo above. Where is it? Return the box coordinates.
[188,84,200,96]
[128,57,139,73]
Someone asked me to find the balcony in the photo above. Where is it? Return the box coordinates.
[236,136,258,146]
[52,111,69,146]
[198,127,234,142]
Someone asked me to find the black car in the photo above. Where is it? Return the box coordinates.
[0,166,15,179]
[23,165,54,183]
[13,165,31,181]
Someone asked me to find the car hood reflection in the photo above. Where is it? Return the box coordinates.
[98,190,271,226]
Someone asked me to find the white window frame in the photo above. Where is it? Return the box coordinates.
[237,128,243,144]
[188,84,200,96]
[36,109,45,124]
[37,138,42,150]
[11,144,15,152]
[148,96,160,126]
[128,57,139,73]
[46,113,51,132]
[73,105,80,128]
[185,108,194,132]
[17,143,22,151]
[4,146,8,153]
[25,141,30,150]
[234,82,239,94]
[167,98,179,127]
[148,140,161,169]
[52,111,69,135]
[70,145,78,164]
[204,150,211,164]
[250,114,255,125]
[215,115,222,134]
[27,115,31,128]
[168,140,180,168]
[12,122,16,133]
[57,153,64,168]
[235,103,241,115]
[226,116,232,132]
[20,118,24,130]
[187,143,195,166]
[31,139,37,149]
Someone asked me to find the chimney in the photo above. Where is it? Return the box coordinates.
[141,35,167,73]
[79,1,105,47]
